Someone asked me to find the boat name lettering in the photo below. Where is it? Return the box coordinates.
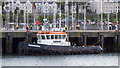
[53,41,61,43]
[28,44,40,48]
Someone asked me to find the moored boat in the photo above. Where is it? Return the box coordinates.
[18,31,103,55]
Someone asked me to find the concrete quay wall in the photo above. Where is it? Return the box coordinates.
[1,30,120,54]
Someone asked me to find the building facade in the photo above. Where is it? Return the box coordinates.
[35,2,57,14]
[0,6,2,14]
[4,0,32,13]
[118,1,120,12]
[90,0,118,14]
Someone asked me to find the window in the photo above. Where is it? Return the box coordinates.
[37,35,41,39]
[46,35,50,39]
[51,35,54,39]
[41,35,45,39]
[62,35,66,39]
[55,35,59,39]
[59,35,61,39]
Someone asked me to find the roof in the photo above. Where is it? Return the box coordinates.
[37,31,67,35]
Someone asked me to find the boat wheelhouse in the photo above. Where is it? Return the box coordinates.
[36,31,71,46]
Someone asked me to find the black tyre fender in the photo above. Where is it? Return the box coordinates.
[18,42,23,54]
[23,50,29,55]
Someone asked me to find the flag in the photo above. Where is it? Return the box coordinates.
[116,22,118,26]
[36,21,40,25]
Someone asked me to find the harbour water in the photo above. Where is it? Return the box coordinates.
[2,53,118,66]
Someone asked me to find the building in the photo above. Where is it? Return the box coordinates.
[4,0,32,13]
[0,5,2,28]
[90,0,118,14]
[70,3,76,14]
[0,6,2,14]
[118,1,120,12]
[3,0,32,30]
[35,2,57,14]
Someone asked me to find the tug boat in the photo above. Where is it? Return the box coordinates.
[18,31,103,55]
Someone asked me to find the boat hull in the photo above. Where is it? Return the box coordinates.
[18,42,103,55]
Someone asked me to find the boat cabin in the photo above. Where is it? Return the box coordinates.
[37,31,71,46]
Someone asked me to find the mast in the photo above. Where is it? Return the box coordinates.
[65,2,66,26]
[17,9,19,26]
[72,0,73,30]
[12,0,15,30]
[101,0,103,30]
[37,0,38,21]
[53,1,56,29]
[116,1,118,30]
[107,1,109,30]
[65,0,68,27]
[116,2,118,22]
[66,0,69,28]
[43,0,45,26]
[8,0,10,30]
[59,0,61,30]
[83,3,86,30]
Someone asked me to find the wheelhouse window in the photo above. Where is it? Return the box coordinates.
[46,35,50,39]
[55,35,59,39]
[51,35,54,39]
[59,35,61,39]
[62,35,66,39]
[37,35,40,39]
[41,35,45,39]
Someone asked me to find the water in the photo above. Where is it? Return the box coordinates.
[2,53,118,66]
